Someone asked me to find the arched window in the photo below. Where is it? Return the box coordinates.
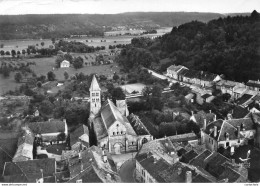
[117,132,119,135]
[113,132,115,135]
[121,131,123,134]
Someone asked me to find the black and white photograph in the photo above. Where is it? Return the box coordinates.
[0,0,259,183]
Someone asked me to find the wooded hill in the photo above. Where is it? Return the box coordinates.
[0,12,224,40]
[117,10,260,83]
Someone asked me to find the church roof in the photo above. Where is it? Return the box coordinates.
[93,100,137,140]
[89,75,101,91]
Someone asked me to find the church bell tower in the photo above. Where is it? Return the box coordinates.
[89,75,101,116]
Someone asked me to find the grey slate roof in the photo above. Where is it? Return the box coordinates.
[70,125,89,147]
[94,99,136,140]
[3,158,56,183]
[27,120,65,134]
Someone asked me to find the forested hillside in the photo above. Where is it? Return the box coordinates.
[0,12,223,40]
[117,10,260,82]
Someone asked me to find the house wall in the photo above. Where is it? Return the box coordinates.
[204,133,218,151]
[135,161,157,183]
[218,139,244,149]
[195,93,204,105]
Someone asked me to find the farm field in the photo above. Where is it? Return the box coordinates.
[0,27,171,52]
[0,54,121,95]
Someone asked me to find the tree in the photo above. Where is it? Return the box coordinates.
[55,55,64,68]
[5,51,10,56]
[151,85,162,98]
[2,66,10,77]
[26,48,30,55]
[36,81,42,88]
[73,56,84,69]
[41,42,45,47]
[11,50,16,57]
[51,38,56,44]
[113,73,120,81]
[14,72,22,83]
[39,100,53,115]
[22,49,26,55]
[17,51,21,55]
[64,71,69,80]
[47,71,56,81]
[111,87,125,103]
[0,50,4,56]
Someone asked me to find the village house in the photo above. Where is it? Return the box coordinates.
[246,80,260,92]
[233,86,247,100]
[66,146,121,183]
[89,75,152,154]
[201,114,258,152]
[12,127,34,162]
[216,80,244,99]
[190,110,217,129]
[135,137,217,183]
[3,158,57,183]
[60,60,70,68]
[27,119,68,145]
[166,65,188,80]
[190,150,248,182]
[70,125,89,151]
[177,68,221,88]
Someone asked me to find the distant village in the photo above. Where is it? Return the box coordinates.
[0,63,260,183]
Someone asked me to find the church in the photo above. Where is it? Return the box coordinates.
[89,75,153,154]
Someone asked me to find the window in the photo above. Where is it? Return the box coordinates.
[132,142,134,145]
[121,131,123,134]
[209,138,210,143]
[96,98,99,102]
[96,93,99,96]
[116,124,119,127]
[92,98,95,102]
[117,132,119,135]
[113,132,115,135]
[226,142,230,147]
[92,93,95,96]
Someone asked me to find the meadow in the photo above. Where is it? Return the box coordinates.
[0,53,121,95]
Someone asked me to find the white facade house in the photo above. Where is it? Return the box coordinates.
[60,60,70,68]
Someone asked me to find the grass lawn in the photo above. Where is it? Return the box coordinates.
[0,55,121,95]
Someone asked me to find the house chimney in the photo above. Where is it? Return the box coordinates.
[214,126,217,137]
[226,132,229,141]
[102,150,105,155]
[231,146,235,156]
[177,167,182,175]
[185,171,192,183]
[214,114,217,121]
[209,110,211,113]
[237,126,241,139]
[78,152,82,162]
[63,119,67,124]
[103,154,108,163]
[81,161,84,172]
[203,119,207,131]
[191,111,194,116]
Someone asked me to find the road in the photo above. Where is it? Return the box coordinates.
[119,159,136,183]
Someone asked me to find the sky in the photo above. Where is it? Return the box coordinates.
[0,0,259,15]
